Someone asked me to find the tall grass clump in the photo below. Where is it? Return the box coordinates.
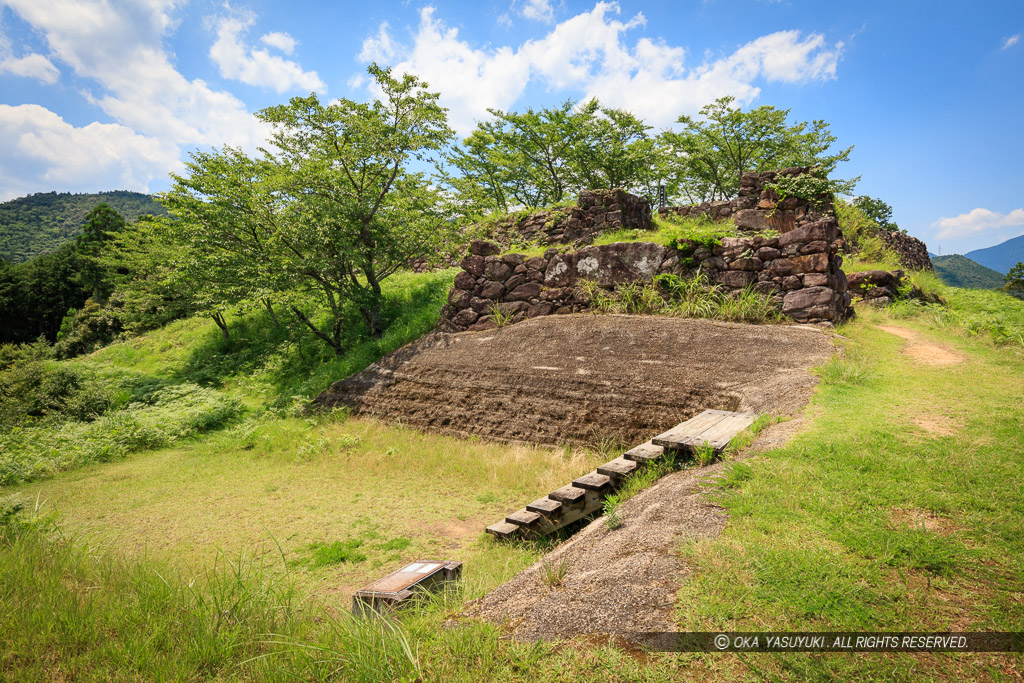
[0,383,242,485]
[579,271,780,324]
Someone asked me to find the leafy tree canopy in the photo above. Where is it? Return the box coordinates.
[853,195,898,232]
[1006,262,1024,297]
[661,96,857,202]
[156,64,457,353]
[447,99,660,214]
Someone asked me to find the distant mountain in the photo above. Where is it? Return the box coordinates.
[932,254,1006,289]
[965,234,1024,274]
[0,191,166,264]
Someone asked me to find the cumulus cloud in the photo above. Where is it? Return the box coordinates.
[0,104,180,200]
[0,19,60,84]
[0,52,60,84]
[260,31,296,54]
[522,0,555,23]
[0,0,278,196]
[357,2,843,135]
[209,10,324,93]
[933,208,1024,239]
[1003,34,1020,49]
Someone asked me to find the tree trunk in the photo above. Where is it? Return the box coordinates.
[262,298,281,331]
[290,304,343,355]
[211,312,229,340]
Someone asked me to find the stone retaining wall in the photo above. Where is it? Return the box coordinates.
[658,167,833,235]
[486,188,651,247]
[876,229,933,271]
[439,217,850,332]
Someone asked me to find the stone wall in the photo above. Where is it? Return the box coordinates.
[658,167,833,235]
[439,217,850,332]
[876,229,933,271]
[486,188,651,248]
[688,218,849,322]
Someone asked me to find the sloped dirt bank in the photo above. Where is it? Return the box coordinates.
[313,314,834,446]
[463,416,811,641]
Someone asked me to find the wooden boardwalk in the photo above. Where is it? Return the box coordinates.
[486,409,757,540]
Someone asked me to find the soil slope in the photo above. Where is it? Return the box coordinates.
[313,314,834,446]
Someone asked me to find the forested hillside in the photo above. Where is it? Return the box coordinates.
[931,254,1006,289]
[0,191,165,263]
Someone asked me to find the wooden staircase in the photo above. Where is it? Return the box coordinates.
[486,409,756,540]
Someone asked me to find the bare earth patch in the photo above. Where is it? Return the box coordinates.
[314,315,834,446]
[877,325,965,366]
[463,419,809,641]
[889,507,962,536]
[911,414,961,437]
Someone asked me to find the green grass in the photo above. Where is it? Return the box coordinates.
[579,272,781,323]
[672,292,1024,680]
[0,269,456,486]
[2,267,1024,680]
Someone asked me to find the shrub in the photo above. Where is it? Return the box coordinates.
[54,299,124,359]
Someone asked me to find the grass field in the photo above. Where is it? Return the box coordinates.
[1,277,1023,680]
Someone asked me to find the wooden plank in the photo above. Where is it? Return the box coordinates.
[572,471,613,492]
[651,410,731,450]
[548,484,587,504]
[624,441,664,463]
[597,456,639,479]
[485,521,521,539]
[526,497,562,515]
[682,412,756,452]
[506,509,541,527]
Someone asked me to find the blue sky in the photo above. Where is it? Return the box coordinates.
[0,0,1021,255]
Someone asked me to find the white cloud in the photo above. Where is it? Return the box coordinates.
[522,0,555,23]
[0,18,60,84]
[260,31,296,54]
[0,53,60,84]
[357,2,843,135]
[1003,34,1020,50]
[359,22,399,63]
[0,104,180,201]
[4,0,268,150]
[360,8,531,134]
[0,0,282,197]
[933,208,1024,239]
[209,10,324,93]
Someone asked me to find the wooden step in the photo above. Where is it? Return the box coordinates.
[651,409,756,453]
[548,484,587,504]
[506,509,541,527]
[597,456,639,480]
[572,471,613,492]
[526,497,562,515]
[486,521,521,539]
[623,441,664,463]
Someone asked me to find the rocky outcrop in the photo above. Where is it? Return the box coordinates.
[486,188,651,248]
[659,167,833,235]
[876,230,933,271]
[847,270,904,307]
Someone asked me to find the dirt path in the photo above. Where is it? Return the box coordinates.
[463,419,805,640]
[314,315,835,446]
[877,324,965,366]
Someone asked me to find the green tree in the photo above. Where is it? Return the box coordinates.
[572,107,660,197]
[852,196,898,232]
[75,203,126,302]
[449,99,665,213]
[1005,262,1024,297]
[160,64,455,353]
[661,96,856,202]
